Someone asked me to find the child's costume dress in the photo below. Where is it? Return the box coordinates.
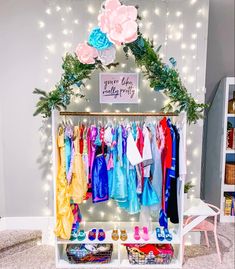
[111,126,128,202]
[54,127,74,240]
[119,127,140,214]
[69,126,88,204]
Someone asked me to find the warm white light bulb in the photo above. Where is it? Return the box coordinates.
[196,22,202,28]
[190,44,196,50]
[66,6,72,13]
[43,183,50,192]
[181,43,186,49]
[187,138,192,145]
[182,66,188,74]
[142,10,148,18]
[191,33,197,39]
[46,174,52,181]
[56,6,61,12]
[62,29,68,35]
[43,208,51,216]
[193,148,199,156]
[45,8,51,15]
[46,33,52,40]
[179,23,184,29]
[88,5,95,14]
[38,21,45,29]
[176,11,182,17]
[74,19,79,24]
[190,0,197,5]
[154,8,160,16]
[188,76,195,84]
[46,44,55,53]
[47,68,53,74]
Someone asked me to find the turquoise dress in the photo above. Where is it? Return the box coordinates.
[118,128,140,214]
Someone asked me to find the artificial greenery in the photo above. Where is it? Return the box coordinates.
[33,36,207,123]
[124,35,207,123]
[184,181,194,193]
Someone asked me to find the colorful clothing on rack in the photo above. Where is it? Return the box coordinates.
[54,117,185,239]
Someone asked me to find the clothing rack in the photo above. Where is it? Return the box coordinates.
[59,111,178,117]
[52,110,186,269]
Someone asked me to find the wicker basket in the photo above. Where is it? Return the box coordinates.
[66,244,113,264]
[225,163,235,185]
[126,244,174,265]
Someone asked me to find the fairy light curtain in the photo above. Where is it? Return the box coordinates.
[38,0,209,220]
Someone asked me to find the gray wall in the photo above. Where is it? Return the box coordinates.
[201,0,234,198]
[205,0,235,102]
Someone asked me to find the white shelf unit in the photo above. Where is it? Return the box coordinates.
[204,77,235,223]
[52,111,187,268]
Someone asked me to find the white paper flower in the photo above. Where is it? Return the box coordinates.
[98,45,116,65]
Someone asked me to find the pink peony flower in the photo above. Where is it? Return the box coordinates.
[75,42,98,64]
[98,0,138,45]
[105,0,121,10]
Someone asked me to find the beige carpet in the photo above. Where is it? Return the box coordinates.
[0,223,234,269]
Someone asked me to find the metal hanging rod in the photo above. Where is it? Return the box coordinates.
[59,111,178,117]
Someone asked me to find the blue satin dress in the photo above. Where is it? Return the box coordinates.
[91,129,109,203]
[110,126,128,202]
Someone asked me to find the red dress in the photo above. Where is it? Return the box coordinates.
[159,117,172,211]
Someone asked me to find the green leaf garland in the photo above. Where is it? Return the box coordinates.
[33,36,207,124]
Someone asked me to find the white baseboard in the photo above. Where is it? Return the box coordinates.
[0,216,54,245]
[0,217,6,230]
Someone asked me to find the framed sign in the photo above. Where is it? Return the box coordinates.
[99,73,139,103]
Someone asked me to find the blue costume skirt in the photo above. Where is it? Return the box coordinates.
[92,155,109,203]
[141,177,160,207]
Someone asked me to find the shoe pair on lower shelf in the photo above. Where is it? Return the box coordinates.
[134,226,150,241]
[88,229,106,241]
[70,230,86,241]
[111,229,128,241]
[156,227,173,241]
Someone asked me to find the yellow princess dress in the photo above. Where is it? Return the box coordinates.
[54,127,74,239]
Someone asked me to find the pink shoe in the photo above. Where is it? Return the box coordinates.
[142,226,150,241]
[134,226,141,240]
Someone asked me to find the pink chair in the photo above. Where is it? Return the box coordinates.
[183,203,222,263]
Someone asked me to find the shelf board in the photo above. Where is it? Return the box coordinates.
[120,259,181,268]
[226,149,235,154]
[57,229,181,245]
[227,113,235,118]
[223,184,235,192]
[220,215,235,223]
[56,258,181,268]
[57,258,120,268]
